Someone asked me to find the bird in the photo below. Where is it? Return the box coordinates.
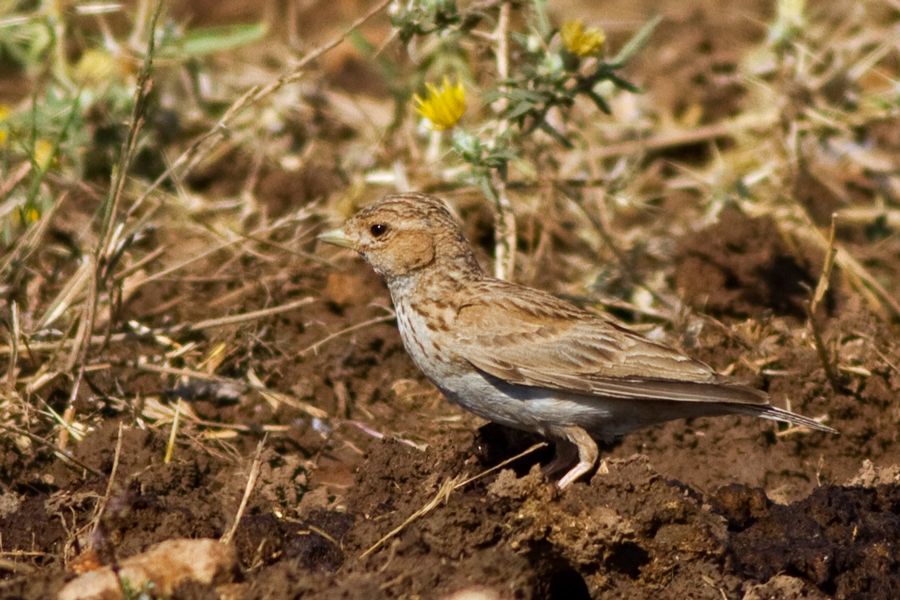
[318,192,837,489]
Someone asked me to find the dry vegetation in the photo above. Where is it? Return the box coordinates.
[0,0,898,598]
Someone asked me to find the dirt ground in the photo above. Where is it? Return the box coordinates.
[1,0,898,599]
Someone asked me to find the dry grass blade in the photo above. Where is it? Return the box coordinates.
[300,311,395,356]
[746,202,900,320]
[359,442,548,559]
[88,422,124,537]
[0,191,67,279]
[164,400,183,464]
[126,361,328,419]
[5,301,19,392]
[0,558,36,575]
[360,474,463,559]
[590,112,775,160]
[0,423,102,477]
[70,0,164,366]
[58,0,164,450]
[452,442,548,489]
[2,298,316,360]
[832,246,900,319]
[806,213,842,392]
[36,261,92,330]
[810,214,838,315]
[221,435,267,545]
[176,296,315,333]
[124,0,392,221]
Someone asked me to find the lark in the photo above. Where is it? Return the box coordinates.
[319,193,836,488]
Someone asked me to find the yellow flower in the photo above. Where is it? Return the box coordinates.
[414,77,466,131]
[0,103,10,146]
[25,207,41,224]
[34,138,55,171]
[11,205,40,227]
[561,20,606,57]
[74,49,116,86]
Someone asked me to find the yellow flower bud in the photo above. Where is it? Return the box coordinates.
[0,104,10,146]
[561,20,606,57]
[34,138,55,171]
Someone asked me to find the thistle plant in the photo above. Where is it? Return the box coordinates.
[394,0,659,279]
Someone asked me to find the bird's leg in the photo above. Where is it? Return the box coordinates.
[542,438,579,478]
[553,425,599,489]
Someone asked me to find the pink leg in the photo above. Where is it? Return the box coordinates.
[553,426,599,489]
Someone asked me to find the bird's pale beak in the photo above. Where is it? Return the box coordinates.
[317,227,354,249]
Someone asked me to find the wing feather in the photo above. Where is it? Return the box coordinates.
[451,282,768,407]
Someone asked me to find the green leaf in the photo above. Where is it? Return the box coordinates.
[586,90,611,114]
[477,175,498,202]
[505,100,535,121]
[529,0,551,39]
[537,119,573,148]
[609,15,662,68]
[164,22,268,58]
[503,88,545,103]
[606,73,642,93]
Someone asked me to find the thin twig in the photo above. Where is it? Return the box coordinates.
[2,297,317,358]
[0,558,36,575]
[810,213,838,315]
[453,442,548,489]
[111,245,167,281]
[177,297,315,332]
[5,301,19,392]
[62,0,164,450]
[221,435,267,545]
[0,333,131,357]
[300,312,395,356]
[747,200,900,320]
[123,361,328,419]
[589,113,774,160]
[124,0,392,221]
[361,475,463,559]
[89,422,124,537]
[0,424,103,477]
[164,400,182,464]
[490,1,516,280]
[806,213,842,392]
[359,442,547,559]
[341,420,428,451]
[568,186,675,314]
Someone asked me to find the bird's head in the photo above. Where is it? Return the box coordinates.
[318,193,482,281]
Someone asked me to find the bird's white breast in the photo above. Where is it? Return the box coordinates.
[389,282,619,438]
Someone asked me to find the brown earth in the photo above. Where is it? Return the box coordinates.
[2,201,898,599]
[1,1,898,599]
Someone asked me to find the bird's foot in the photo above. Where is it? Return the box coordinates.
[549,426,599,489]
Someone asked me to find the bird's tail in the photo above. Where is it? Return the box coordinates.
[732,403,838,434]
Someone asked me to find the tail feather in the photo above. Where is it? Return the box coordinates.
[733,403,838,434]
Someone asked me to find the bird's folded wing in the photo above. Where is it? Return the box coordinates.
[451,292,768,407]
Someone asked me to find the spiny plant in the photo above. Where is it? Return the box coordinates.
[388,0,659,278]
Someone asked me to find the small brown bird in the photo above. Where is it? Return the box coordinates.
[319,193,836,488]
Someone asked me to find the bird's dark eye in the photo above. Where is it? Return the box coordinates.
[370,223,388,237]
